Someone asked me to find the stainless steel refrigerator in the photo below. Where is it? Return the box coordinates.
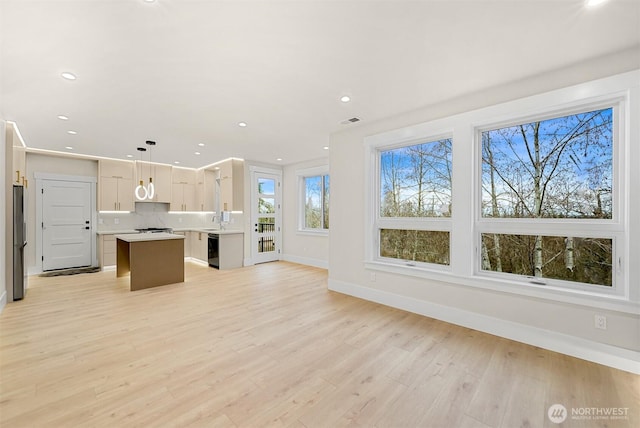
[13,185,27,300]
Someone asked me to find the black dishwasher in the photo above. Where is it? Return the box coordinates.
[208,233,219,268]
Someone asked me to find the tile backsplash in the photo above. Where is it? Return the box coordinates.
[98,202,243,232]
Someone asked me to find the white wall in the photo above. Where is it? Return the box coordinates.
[328,48,640,373]
[0,120,6,312]
[282,158,329,268]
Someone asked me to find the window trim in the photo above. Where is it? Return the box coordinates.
[364,70,638,312]
[297,165,329,235]
[473,97,626,296]
[367,129,455,272]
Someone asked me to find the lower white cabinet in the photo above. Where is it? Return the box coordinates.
[189,231,207,262]
[214,232,244,270]
[173,231,190,257]
[99,234,116,267]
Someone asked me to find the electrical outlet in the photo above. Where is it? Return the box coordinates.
[594,314,607,330]
[114,218,119,225]
[370,272,376,282]
[178,217,183,223]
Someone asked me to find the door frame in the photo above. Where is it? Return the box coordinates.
[248,166,282,266]
[34,172,97,274]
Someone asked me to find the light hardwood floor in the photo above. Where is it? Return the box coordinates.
[1,261,638,427]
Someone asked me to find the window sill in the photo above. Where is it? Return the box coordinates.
[297,229,329,237]
[364,260,639,315]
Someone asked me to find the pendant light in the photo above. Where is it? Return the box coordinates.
[145,140,156,200]
[135,147,148,200]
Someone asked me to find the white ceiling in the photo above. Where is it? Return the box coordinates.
[1,0,639,168]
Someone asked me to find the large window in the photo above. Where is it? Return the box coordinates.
[478,107,618,288]
[298,167,329,232]
[365,71,634,304]
[377,138,452,266]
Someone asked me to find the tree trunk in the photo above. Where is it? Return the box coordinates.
[486,136,503,271]
[481,240,491,271]
[531,122,544,277]
[565,237,574,272]
[534,235,543,277]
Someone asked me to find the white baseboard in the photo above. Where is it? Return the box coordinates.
[186,257,209,266]
[282,254,328,269]
[328,279,640,375]
[0,290,6,313]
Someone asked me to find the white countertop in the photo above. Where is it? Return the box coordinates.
[173,228,244,235]
[114,233,185,242]
[202,230,244,235]
[99,228,244,236]
[97,229,138,235]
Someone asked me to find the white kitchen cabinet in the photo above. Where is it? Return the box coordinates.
[189,231,207,262]
[12,146,26,187]
[136,161,172,203]
[216,232,243,270]
[173,231,190,257]
[99,159,135,211]
[171,168,197,211]
[99,234,116,267]
[196,169,216,212]
[218,159,244,212]
[7,123,27,187]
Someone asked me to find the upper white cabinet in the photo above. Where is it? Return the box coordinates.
[7,123,27,187]
[171,167,197,211]
[218,159,244,212]
[99,159,135,211]
[136,161,172,203]
[196,169,216,212]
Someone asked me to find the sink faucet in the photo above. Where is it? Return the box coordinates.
[211,214,226,230]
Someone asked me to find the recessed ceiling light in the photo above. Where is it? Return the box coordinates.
[67,130,77,135]
[143,0,156,3]
[61,72,76,80]
[126,154,133,158]
[340,95,351,103]
[276,158,283,161]
[57,115,69,120]
[238,122,247,127]
[323,146,329,150]
[194,152,201,155]
[198,143,205,147]
[65,146,73,150]
[586,0,608,7]
[174,161,180,164]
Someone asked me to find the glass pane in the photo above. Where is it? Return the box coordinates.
[380,139,452,218]
[304,176,322,228]
[481,234,612,286]
[323,175,330,229]
[257,216,276,233]
[258,178,275,196]
[257,216,275,253]
[380,229,449,265]
[259,198,275,214]
[481,108,613,219]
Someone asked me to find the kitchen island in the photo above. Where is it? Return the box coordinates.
[115,233,185,291]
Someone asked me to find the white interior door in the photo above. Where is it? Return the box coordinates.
[251,170,281,264]
[42,180,92,271]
